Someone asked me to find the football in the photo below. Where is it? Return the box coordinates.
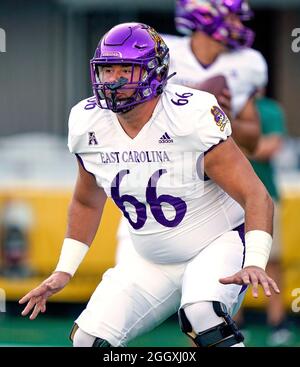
[196,75,228,98]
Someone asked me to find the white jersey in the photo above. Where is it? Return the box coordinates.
[163,35,268,117]
[68,84,244,264]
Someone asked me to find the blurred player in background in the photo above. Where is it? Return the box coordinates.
[168,0,267,155]
[249,90,293,346]
[19,23,279,347]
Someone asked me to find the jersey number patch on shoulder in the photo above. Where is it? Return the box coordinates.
[171,92,193,106]
[84,97,97,110]
[111,169,187,229]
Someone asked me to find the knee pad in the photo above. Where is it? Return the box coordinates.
[70,324,111,347]
[178,301,244,347]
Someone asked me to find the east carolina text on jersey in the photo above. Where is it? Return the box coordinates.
[99,150,171,164]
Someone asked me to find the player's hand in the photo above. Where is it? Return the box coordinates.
[19,271,71,320]
[219,266,280,298]
[217,88,232,121]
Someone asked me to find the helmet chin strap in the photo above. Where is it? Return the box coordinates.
[106,77,129,111]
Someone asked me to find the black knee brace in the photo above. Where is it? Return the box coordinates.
[178,301,244,347]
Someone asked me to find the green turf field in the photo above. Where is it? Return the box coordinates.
[0,309,299,347]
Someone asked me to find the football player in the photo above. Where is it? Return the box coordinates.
[19,23,278,347]
[168,0,267,155]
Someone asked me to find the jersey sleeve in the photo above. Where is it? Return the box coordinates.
[228,50,268,117]
[67,106,78,154]
[195,94,232,152]
[67,101,90,154]
[248,51,268,91]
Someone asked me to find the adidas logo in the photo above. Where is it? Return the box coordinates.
[159,132,173,144]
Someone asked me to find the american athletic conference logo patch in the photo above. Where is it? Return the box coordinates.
[88,131,99,145]
[210,106,229,132]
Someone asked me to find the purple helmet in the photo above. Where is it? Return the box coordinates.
[175,0,255,49]
[90,23,170,113]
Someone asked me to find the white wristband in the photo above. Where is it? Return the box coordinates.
[54,238,89,277]
[243,230,272,270]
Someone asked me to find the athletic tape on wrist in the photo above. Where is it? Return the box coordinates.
[243,230,272,270]
[54,238,89,277]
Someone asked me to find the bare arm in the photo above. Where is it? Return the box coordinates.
[66,158,107,245]
[205,137,273,234]
[205,137,279,298]
[231,97,261,155]
[19,159,107,319]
